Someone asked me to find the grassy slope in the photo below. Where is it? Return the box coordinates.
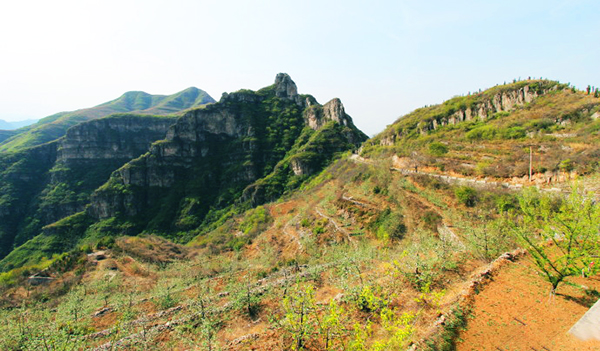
[2,79,600,349]
[0,130,17,143]
[363,81,600,178]
[0,156,503,349]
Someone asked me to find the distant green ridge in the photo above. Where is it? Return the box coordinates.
[0,88,215,153]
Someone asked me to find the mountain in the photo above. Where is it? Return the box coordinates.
[1,77,599,350]
[0,114,178,261]
[0,87,215,153]
[0,119,38,130]
[0,73,367,271]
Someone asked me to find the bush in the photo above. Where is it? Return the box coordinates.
[422,211,442,232]
[428,142,448,156]
[499,126,526,139]
[371,208,406,241]
[559,159,574,172]
[465,126,496,140]
[454,186,477,207]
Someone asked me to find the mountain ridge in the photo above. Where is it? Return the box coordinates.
[0,73,367,271]
[0,119,38,131]
[0,87,215,153]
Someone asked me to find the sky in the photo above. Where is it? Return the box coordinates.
[0,0,599,136]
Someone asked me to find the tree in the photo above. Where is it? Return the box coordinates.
[510,187,600,293]
[280,283,317,350]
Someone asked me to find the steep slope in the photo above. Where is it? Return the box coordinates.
[0,88,215,153]
[0,114,177,263]
[1,73,367,270]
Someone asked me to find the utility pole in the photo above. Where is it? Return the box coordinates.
[529,146,533,182]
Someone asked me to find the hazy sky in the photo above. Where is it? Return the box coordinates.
[1,0,598,135]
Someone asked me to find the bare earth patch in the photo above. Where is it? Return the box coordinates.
[457,256,600,350]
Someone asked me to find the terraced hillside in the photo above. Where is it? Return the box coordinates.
[363,80,600,182]
[1,78,600,350]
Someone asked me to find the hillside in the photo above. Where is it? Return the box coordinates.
[0,130,17,143]
[362,80,600,183]
[1,78,599,350]
[0,114,178,261]
[0,87,215,153]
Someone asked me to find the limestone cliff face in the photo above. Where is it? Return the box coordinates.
[417,85,553,134]
[88,74,368,231]
[34,115,177,226]
[0,114,177,256]
[58,115,175,162]
[304,98,353,130]
[378,82,559,147]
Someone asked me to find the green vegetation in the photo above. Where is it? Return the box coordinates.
[2,76,600,349]
[361,79,600,178]
[0,87,214,153]
[454,186,477,207]
[510,186,600,293]
[428,141,448,156]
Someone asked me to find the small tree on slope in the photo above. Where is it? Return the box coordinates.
[510,186,600,294]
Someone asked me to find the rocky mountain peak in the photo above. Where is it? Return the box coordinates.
[304,97,352,130]
[323,98,348,126]
[274,73,298,100]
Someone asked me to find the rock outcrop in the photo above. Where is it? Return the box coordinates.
[274,73,299,100]
[58,115,175,162]
[89,74,368,231]
[416,84,554,134]
[304,98,352,130]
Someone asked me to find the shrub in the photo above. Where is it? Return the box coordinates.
[465,126,496,140]
[454,186,477,207]
[499,126,526,139]
[422,210,442,232]
[371,208,406,241]
[428,142,448,156]
[559,159,574,172]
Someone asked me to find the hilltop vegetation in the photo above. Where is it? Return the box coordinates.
[363,80,600,180]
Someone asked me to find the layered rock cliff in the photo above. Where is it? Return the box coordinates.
[0,114,176,261]
[89,74,367,234]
